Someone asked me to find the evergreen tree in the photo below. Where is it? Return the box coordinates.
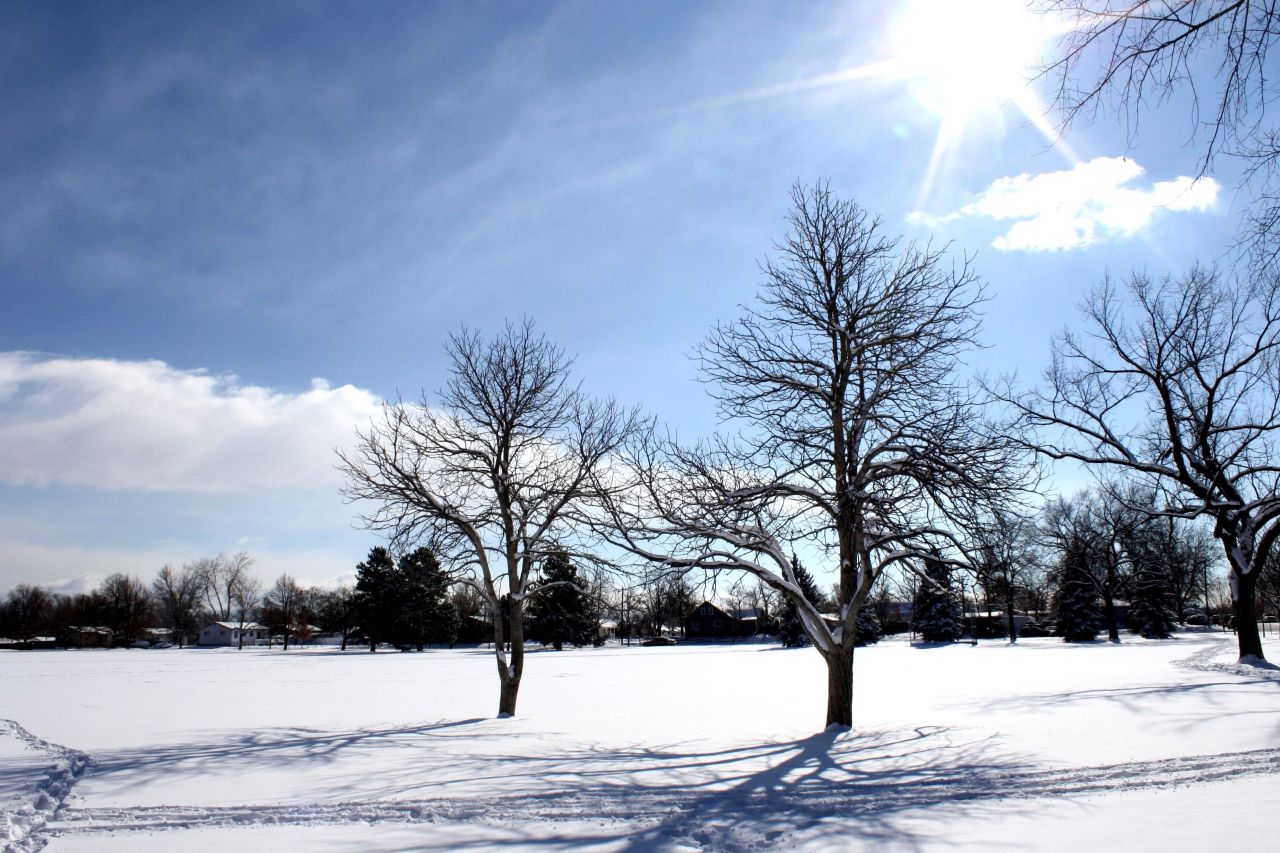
[777,555,823,648]
[913,556,962,642]
[1126,544,1178,639]
[854,605,881,646]
[398,547,459,650]
[1054,550,1101,642]
[354,546,398,652]
[526,553,598,650]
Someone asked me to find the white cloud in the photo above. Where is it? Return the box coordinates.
[913,156,1221,251]
[0,352,382,493]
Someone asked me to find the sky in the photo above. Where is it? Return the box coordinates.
[0,0,1245,594]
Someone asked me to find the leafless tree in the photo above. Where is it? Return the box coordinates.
[1,584,54,643]
[98,573,151,644]
[1038,1,1280,261]
[192,552,255,621]
[1122,502,1220,619]
[600,185,1033,729]
[263,574,306,651]
[314,586,358,650]
[230,575,262,650]
[151,564,203,647]
[340,319,643,717]
[995,266,1280,660]
[970,508,1043,643]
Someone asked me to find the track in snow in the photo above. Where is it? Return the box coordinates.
[0,719,89,853]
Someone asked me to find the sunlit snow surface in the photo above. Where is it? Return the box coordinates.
[2,632,1277,851]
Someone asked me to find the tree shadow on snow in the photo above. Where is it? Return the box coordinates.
[74,722,1042,850]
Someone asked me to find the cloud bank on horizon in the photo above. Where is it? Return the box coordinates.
[0,352,382,493]
[913,156,1221,251]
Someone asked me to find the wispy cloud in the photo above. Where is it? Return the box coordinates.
[0,352,381,493]
[912,156,1221,251]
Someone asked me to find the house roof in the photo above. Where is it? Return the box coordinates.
[209,621,266,630]
[686,601,759,621]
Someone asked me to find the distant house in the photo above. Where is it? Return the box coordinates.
[60,626,113,649]
[964,611,1033,639]
[197,621,268,647]
[0,635,58,650]
[598,619,619,641]
[684,601,759,639]
[456,614,493,644]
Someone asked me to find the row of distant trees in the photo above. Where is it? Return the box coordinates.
[5,497,1274,652]
[0,553,359,649]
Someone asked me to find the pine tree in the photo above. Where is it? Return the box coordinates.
[398,547,459,650]
[354,546,398,652]
[526,553,598,650]
[1126,546,1178,639]
[855,605,881,646]
[913,556,962,642]
[1054,550,1101,642]
[777,555,823,648]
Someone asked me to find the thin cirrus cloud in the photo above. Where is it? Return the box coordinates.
[912,156,1221,251]
[0,352,382,493]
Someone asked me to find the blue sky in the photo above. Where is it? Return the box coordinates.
[0,0,1242,592]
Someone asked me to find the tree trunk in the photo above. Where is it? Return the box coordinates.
[1103,590,1119,642]
[340,631,348,651]
[824,646,854,729]
[494,598,526,717]
[1234,569,1265,661]
[1005,591,1017,644]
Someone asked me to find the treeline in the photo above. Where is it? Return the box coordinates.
[872,483,1280,645]
[0,553,356,649]
[5,498,1277,651]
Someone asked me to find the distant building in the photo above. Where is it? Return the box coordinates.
[59,626,113,649]
[684,601,759,639]
[197,621,268,647]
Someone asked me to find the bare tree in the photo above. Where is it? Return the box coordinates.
[970,508,1043,643]
[230,575,262,650]
[98,573,151,644]
[996,267,1280,661]
[340,319,642,717]
[1039,1,1280,261]
[262,574,306,651]
[192,552,255,621]
[314,586,358,650]
[601,185,1032,729]
[1,584,54,643]
[151,564,202,647]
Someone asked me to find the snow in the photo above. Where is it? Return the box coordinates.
[1,632,1277,851]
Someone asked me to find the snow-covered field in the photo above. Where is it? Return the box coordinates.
[2,632,1278,851]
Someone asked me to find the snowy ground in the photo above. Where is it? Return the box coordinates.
[2,631,1278,851]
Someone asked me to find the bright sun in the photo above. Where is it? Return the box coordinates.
[888,0,1056,122]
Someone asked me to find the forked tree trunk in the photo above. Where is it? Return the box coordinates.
[495,599,526,717]
[824,646,854,729]
[1234,569,1265,661]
